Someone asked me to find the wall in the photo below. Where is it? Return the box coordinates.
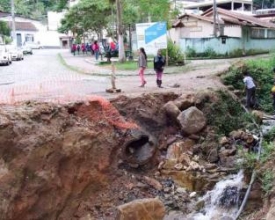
[180,37,242,54]
[179,17,214,38]
[179,36,275,54]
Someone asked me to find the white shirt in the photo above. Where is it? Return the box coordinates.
[243,76,255,89]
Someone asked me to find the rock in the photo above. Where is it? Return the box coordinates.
[163,101,181,120]
[136,182,148,189]
[179,153,191,165]
[174,163,183,170]
[116,198,165,220]
[219,155,236,168]
[176,187,186,194]
[204,163,217,170]
[162,159,178,170]
[173,94,195,111]
[195,200,205,211]
[189,192,197,198]
[177,107,206,134]
[219,146,237,157]
[229,130,243,140]
[219,136,229,145]
[251,110,264,123]
[161,170,209,191]
[208,148,219,163]
[246,134,254,144]
[143,176,162,191]
[166,142,183,161]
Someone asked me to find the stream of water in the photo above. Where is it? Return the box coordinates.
[190,170,244,220]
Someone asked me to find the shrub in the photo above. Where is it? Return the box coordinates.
[261,170,274,197]
[222,53,275,113]
[163,39,185,65]
[203,90,249,135]
[186,46,197,58]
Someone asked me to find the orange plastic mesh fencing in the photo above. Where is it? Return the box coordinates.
[0,82,138,130]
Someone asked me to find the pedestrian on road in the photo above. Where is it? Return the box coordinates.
[81,43,86,54]
[77,44,80,55]
[243,70,256,109]
[72,44,76,56]
[154,49,166,88]
[271,80,275,114]
[137,47,147,87]
[92,41,100,60]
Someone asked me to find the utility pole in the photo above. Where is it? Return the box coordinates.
[213,0,217,37]
[11,0,17,46]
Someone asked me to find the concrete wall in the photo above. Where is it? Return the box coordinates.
[179,36,275,54]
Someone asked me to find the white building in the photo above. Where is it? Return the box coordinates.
[0,13,70,48]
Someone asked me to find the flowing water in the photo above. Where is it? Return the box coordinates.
[190,170,244,220]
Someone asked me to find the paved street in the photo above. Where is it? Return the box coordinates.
[0,49,111,103]
[0,48,254,104]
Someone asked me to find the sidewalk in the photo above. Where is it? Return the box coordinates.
[60,50,147,76]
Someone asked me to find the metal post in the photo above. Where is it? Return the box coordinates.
[11,0,17,46]
[213,0,217,37]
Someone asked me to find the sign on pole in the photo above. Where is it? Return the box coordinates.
[136,22,167,55]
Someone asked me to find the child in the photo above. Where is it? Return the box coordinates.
[154,49,166,88]
[271,80,275,113]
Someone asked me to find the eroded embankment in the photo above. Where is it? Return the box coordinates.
[0,91,259,220]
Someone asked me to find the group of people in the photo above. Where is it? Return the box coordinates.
[137,47,166,88]
[243,68,275,113]
[71,41,100,60]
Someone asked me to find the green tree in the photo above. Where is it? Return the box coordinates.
[59,0,111,39]
[0,21,10,36]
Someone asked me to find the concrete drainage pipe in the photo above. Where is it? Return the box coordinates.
[122,130,156,165]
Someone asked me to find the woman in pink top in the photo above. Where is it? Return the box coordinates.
[137,47,147,87]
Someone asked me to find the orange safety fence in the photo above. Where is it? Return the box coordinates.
[0,81,138,130]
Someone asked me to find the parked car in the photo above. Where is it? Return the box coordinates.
[0,49,12,66]
[22,46,33,55]
[24,42,43,49]
[6,46,24,61]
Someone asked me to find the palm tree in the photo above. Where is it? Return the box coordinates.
[109,0,125,62]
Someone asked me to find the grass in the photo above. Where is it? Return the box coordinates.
[98,60,154,70]
[57,53,84,74]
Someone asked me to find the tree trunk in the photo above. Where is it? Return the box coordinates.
[116,0,125,62]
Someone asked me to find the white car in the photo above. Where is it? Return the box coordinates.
[6,46,24,61]
[24,42,43,49]
[0,49,12,65]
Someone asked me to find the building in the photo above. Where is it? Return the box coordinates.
[0,11,70,48]
[179,0,253,14]
[171,7,275,54]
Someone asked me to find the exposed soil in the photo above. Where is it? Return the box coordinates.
[0,56,266,219]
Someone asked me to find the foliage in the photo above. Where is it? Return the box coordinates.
[203,90,250,135]
[0,0,53,20]
[263,127,275,143]
[58,0,111,38]
[260,170,274,197]
[222,53,275,113]
[3,36,12,44]
[0,21,10,36]
[162,39,185,66]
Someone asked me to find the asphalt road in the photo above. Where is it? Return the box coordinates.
[0,49,110,103]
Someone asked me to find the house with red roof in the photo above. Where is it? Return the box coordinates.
[171,7,275,55]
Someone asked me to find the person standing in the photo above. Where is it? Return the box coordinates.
[92,41,100,60]
[243,71,256,109]
[154,49,166,88]
[138,47,147,87]
[271,80,275,114]
[72,44,76,56]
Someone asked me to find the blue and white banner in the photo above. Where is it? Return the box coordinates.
[136,22,167,55]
